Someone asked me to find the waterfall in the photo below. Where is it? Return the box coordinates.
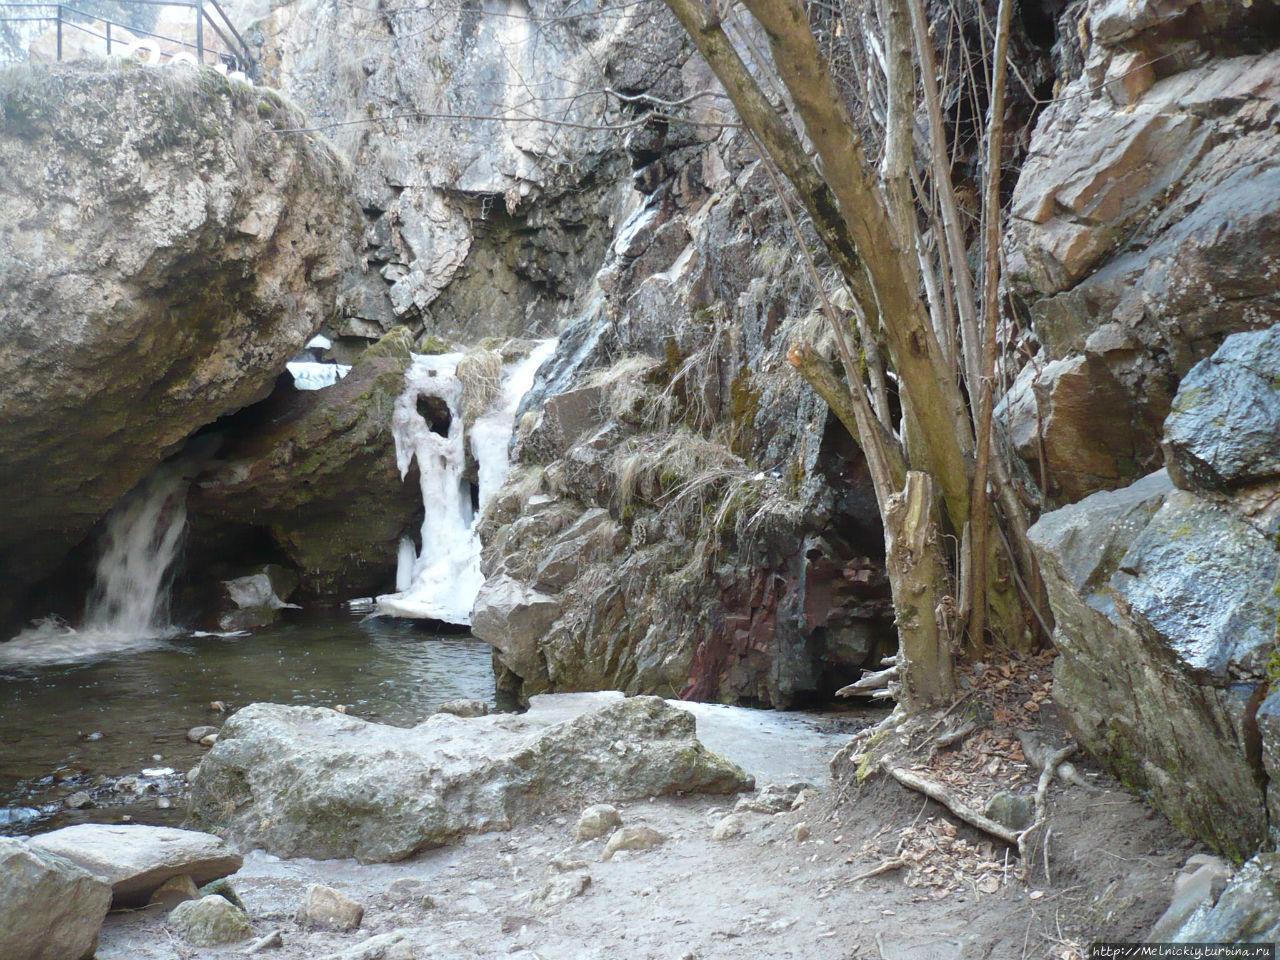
[376,340,556,625]
[84,468,188,636]
[0,467,188,666]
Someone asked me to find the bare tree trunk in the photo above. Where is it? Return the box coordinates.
[967,0,1015,653]
[884,472,954,708]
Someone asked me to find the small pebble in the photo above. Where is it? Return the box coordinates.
[186,726,218,743]
[64,792,93,810]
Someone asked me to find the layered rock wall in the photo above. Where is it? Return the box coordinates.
[1000,0,1280,859]
[473,148,892,708]
[1002,15,1280,505]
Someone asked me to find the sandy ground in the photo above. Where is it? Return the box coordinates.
[90,696,1198,960]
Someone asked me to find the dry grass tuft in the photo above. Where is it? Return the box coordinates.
[457,347,503,425]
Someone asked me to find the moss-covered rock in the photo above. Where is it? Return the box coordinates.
[1029,471,1274,859]
[187,328,419,598]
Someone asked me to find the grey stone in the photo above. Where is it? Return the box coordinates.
[149,874,198,911]
[470,576,564,686]
[602,825,666,861]
[1112,490,1278,679]
[436,699,491,718]
[528,873,591,908]
[0,837,111,960]
[550,851,591,873]
[983,793,1034,832]
[711,814,747,841]
[1258,692,1280,845]
[734,783,803,815]
[199,877,247,913]
[1148,854,1235,941]
[298,884,363,932]
[27,824,242,907]
[1164,853,1280,943]
[187,726,219,743]
[574,803,622,841]
[188,693,751,862]
[0,64,360,623]
[1029,473,1270,859]
[169,895,253,946]
[385,879,426,902]
[317,932,413,960]
[1164,325,1280,490]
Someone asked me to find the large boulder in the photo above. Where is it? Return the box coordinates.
[187,328,421,597]
[27,824,242,907]
[0,63,360,625]
[0,836,112,960]
[1001,46,1280,504]
[187,693,752,862]
[1028,470,1274,859]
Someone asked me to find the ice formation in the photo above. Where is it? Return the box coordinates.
[286,360,352,390]
[376,341,556,625]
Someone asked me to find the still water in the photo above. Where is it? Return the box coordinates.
[0,609,495,835]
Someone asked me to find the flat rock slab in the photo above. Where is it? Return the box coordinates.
[188,693,753,863]
[0,836,112,960]
[27,824,242,907]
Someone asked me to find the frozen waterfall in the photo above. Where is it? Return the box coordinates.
[375,340,555,625]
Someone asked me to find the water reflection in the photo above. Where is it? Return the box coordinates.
[0,608,495,834]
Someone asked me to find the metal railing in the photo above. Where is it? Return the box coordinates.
[0,0,254,77]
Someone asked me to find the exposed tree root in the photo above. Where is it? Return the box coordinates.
[880,761,1021,846]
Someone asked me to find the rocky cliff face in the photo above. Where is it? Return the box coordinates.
[231,0,892,704]
[472,147,891,708]
[1006,0,1280,858]
[0,62,361,630]
[247,0,690,346]
[1002,10,1280,505]
[185,328,421,601]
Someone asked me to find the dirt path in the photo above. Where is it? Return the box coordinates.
[94,700,1196,960]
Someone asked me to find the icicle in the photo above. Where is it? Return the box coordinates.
[376,341,555,625]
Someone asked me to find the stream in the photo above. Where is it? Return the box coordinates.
[0,608,495,836]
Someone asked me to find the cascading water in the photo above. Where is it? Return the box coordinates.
[376,340,556,624]
[0,467,189,666]
[84,469,188,636]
